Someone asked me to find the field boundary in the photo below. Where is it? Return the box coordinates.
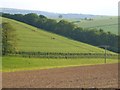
[5,51,118,59]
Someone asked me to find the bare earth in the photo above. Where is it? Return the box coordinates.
[2,63,118,88]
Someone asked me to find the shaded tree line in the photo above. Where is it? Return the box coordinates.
[2,13,119,53]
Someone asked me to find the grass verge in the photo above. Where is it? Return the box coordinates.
[2,56,118,72]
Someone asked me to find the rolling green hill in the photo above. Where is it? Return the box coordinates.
[69,16,118,35]
[1,17,118,72]
[2,17,115,54]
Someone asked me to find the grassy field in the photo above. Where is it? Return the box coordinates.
[67,16,118,35]
[1,17,118,72]
[2,17,115,54]
[2,56,118,72]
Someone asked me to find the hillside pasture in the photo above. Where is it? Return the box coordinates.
[2,17,115,54]
[1,17,118,73]
[70,16,118,35]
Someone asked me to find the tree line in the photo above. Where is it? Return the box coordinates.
[2,13,119,53]
[2,22,17,55]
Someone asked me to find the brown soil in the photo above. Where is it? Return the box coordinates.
[2,63,118,88]
[0,72,2,89]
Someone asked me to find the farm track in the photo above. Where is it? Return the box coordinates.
[2,63,119,88]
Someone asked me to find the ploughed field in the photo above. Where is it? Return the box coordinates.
[2,63,118,88]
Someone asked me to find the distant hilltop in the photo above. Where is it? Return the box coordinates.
[1,8,97,19]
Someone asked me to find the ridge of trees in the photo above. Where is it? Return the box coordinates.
[1,13,119,53]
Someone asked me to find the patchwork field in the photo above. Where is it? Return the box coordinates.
[68,16,118,35]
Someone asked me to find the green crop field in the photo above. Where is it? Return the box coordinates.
[68,16,118,35]
[2,17,115,54]
[1,17,118,72]
[2,56,118,72]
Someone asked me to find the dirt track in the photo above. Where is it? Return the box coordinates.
[2,63,118,88]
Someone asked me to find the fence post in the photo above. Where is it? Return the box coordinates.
[104,46,107,64]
